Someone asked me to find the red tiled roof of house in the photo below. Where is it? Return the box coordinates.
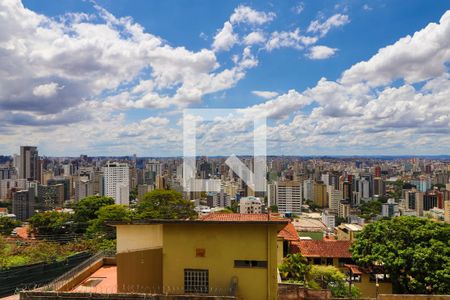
[199,213,288,223]
[291,239,352,258]
[278,222,300,241]
[0,207,7,213]
[15,226,31,240]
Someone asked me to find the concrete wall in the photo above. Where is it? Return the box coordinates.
[162,223,279,300]
[21,291,236,300]
[116,224,163,253]
[277,283,331,300]
[117,248,163,292]
[353,274,392,298]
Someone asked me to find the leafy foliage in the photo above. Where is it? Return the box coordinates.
[279,253,311,284]
[29,211,74,236]
[308,265,360,298]
[269,205,278,213]
[358,200,382,220]
[86,204,131,239]
[279,253,359,298]
[136,189,196,219]
[0,236,89,269]
[0,217,21,235]
[351,216,450,294]
[74,195,115,223]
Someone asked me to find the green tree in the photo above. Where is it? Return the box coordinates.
[305,200,318,211]
[136,189,196,219]
[432,183,445,190]
[86,204,132,239]
[0,217,21,235]
[359,200,382,220]
[308,265,360,298]
[29,211,74,237]
[25,241,61,264]
[269,205,278,213]
[351,216,450,294]
[74,195,115,222]
[279,253,311,284]
[129,187,138,202]
[73,196,114,232]
[227,200,239,213]
[335,216,347,226]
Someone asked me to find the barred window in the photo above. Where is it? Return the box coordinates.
[184,269,209,294]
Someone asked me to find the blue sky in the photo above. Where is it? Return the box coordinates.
[1,0,449,156]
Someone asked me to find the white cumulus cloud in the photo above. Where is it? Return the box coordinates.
[230,5,275,25]
[32,82,63,98]
[252,90,279,99]
[306,45,338,59]
[307,14,350,37]
[212,21,238,52]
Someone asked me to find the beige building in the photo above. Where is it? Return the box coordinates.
[327,186,343,214]
[444,200,450,223]
[338,201,351,218]
[239,196,262,214]
[335,223,363,241]
[276,181,302,214]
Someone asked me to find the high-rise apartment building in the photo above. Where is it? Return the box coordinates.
[327,185,343,214]
[276,181,302,214]
[12,188,36,221]
[313,181,327,208]
[37,184,65,209]
[75,179,94,201]
[103,162,130,205]
[373,177,385,196]
[303,179,314,201]
[19,146,40,181]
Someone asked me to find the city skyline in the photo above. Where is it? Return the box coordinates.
[0,0,449,156]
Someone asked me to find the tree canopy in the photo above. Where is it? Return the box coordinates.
[351,216,450,294]
[279,253,359,298]
[0,217,21,235]
[74,195,115,223]
[136,189,196,219]
[279,253,311,284]
[29,211,74,236]
[86,204,131,239]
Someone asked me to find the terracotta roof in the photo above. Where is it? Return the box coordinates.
[0,208,8,213]
[110,213,289,225]
[278,222,300,241]
[344,264,363,275]
[291,239,352,258]
[199,213,286,223]
[15,226,31,240]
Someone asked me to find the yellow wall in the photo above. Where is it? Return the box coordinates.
[353,274,392,298]
[335,227,359,241]
[117,248,163,292]
[277,238,284,266]
[116,224,163,253]
[162,223,279,300]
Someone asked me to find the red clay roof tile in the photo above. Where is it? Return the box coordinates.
[199,213,287,223]
[291,239,352,258]
[278,222,300,241]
